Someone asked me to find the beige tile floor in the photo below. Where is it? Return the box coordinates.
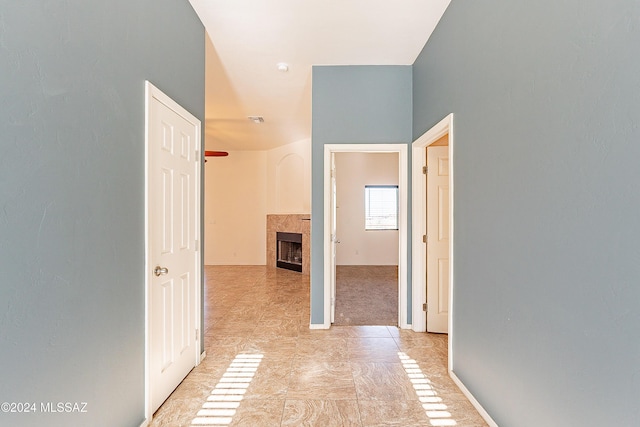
[149,266,488,427]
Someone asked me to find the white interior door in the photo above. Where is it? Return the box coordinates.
[330,153,337,323]
[147,83,200,413]
[426,145,449,333]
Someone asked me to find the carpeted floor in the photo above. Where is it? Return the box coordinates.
[333,265,398,326]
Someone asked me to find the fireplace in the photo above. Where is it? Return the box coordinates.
[267,215,310,274]
[276,232,303,272]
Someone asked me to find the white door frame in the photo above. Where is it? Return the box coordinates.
[143,81,202,424]
[323,144,409,329]
[411,113,454,360]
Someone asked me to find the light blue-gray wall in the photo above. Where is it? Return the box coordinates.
[413,1,640,425]
[310,65,413,325]
[0,1,204,426]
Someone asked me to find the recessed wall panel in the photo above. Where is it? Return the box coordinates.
[180,132,190,160]
[180,173,190,250]
[438,185,449,241]
[161,121,174,153]
[162,168,174,254]
[179,273,190,355]
[161,279,174,372]
[438,258,449,314]
[438,156,449,176]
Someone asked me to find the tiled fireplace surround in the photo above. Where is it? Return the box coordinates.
[267,214,310,275]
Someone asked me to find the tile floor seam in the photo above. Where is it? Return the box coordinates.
[351,360,366,427]
[277,355,292,426]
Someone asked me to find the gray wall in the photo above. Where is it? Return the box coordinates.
[413,1,640,425]
[311,65,413,324]
[0,1,204,426]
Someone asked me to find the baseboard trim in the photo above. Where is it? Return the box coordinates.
[139,418,150,427]
[449,370,499,427]
[309,323,329,330]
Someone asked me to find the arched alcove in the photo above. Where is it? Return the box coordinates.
[276,153,305,213]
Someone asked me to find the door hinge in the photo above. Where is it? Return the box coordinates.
[195,239,199,251]
[195,328,199,341]
[423,303,428,312]
[423,235,427,244]
[423,166,428,174]
[195,149,200,160]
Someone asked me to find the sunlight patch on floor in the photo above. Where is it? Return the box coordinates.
[398,352,457,426]
[191,354,263,426]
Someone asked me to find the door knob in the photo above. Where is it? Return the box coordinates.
[154,266,169,277]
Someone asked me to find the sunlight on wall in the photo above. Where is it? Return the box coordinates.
[191,354,264,426]
[398,352,457,426]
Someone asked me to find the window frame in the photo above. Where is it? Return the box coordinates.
[364,184,399,231]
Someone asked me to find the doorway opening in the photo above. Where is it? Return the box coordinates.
[332,152,399,326]
[323,144,409,329]
[144,81,203,422]
[411,113,454,365]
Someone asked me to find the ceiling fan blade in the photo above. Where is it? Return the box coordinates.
[204,150,229,157]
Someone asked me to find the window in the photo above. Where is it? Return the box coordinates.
[365,185,398,230]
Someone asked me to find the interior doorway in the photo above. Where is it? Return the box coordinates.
[323,144,409,329]
[332,152,399,326]
[411,114,454,365]
[144,81,203,421]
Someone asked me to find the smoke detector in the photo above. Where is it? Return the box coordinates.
[248,116,264,123]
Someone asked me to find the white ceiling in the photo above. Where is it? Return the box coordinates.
[189,0,451,151]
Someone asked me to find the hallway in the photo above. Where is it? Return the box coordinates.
[149,266,487,426]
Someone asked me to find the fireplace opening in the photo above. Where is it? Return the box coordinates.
[276,232,302,272]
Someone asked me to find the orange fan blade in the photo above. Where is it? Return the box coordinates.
[204,150,229,157]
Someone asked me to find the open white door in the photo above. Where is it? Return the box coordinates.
[426,145,449,333]
[146,82,201,415]
[329,153,337,323]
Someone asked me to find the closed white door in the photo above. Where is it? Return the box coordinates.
[147,83,200,413]
[426,145,449,333]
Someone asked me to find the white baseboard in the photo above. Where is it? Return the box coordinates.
[449,370,499,427]
[309,323,329,329]
[139,418,150,427]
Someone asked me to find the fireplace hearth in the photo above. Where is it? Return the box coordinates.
[276,232,302,272]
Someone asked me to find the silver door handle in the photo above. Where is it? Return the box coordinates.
[154,266,169,277]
